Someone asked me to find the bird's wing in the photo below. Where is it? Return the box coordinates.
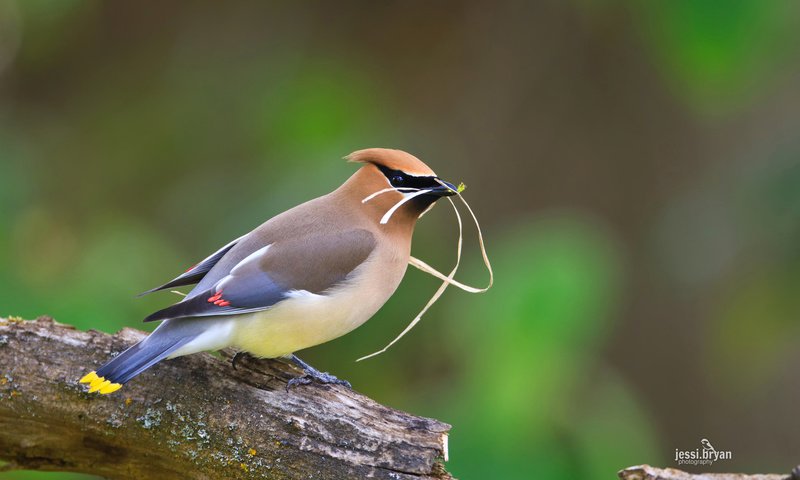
[143,229,377,322]
[138,235,244,296]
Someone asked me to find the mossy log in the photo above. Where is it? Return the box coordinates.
[0,317,451,479]
[618,465,798,480]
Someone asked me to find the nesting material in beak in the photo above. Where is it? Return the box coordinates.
[357,184,494,362]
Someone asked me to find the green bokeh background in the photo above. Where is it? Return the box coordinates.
[1,1,799,478]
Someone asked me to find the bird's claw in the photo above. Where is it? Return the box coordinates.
[231,351,250,371]
[286,371,351,391]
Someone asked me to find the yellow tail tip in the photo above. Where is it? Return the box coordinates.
[80,371,123,394]
[89,376,106,389]
[80,371,99,384]
[99,382,122,394]
[88,379,110,393]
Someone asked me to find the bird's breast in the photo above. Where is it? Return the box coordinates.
[230,248,408,358]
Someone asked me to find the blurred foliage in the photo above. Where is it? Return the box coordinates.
[1,0,799,479]
[435,217,661,478]
[633,0,799,114]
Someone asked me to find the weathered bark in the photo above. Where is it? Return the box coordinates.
[0,316,451,479]
[619,465,797,480]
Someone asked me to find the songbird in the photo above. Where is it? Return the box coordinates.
[80,148,458,394]
[701,439,716,454]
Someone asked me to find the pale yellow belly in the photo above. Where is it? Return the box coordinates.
[230,284,389,358]
[231,247,408,357]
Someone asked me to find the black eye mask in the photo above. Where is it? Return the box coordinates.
[376,165,441,190]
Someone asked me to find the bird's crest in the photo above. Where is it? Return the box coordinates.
[346,148,436,177]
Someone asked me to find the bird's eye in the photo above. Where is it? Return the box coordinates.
[390,175,406,187]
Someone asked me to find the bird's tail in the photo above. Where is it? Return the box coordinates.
[80,320,202,394]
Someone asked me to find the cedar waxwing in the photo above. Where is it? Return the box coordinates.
[81,148,459,394]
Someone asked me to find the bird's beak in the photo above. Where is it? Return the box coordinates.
[431,179,459,197]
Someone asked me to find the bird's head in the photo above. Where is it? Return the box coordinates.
[343,148,458,225]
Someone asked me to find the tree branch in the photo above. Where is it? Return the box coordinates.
[619,465,798,480]
[0,316,452,479]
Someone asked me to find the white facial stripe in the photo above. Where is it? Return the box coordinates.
[362,187,420,203]
[379,189,434,224]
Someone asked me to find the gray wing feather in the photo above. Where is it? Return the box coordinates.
[137,235,243,296]
[142,229,376,323]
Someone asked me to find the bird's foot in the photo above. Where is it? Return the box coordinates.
[286,371,351,390]
[231,351,252,371]
[285,354,351,391]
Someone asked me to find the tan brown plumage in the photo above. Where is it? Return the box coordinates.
[81,148,457,393]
